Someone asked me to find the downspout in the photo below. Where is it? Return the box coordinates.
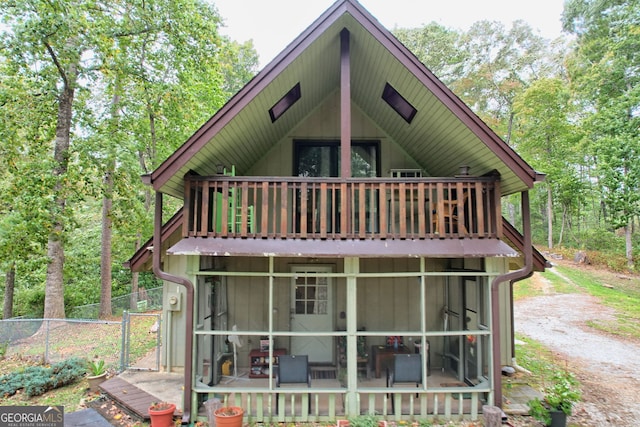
[153,191,194,424]
[491,191,532,408]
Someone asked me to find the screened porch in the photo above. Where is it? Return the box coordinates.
[183,256,504,422]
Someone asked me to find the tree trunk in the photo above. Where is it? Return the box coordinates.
[99,85,121,319]
[99,174,113,319]
[130,234,141,310]
[3,263,15,319]
[44,62,77,320]
[558,205,566,247]
[625,223,633,268]
[547,186,553,248]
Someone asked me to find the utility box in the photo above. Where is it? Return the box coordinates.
[168,292,182,311]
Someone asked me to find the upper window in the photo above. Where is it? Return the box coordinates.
[294,140,380,178]
[382,83,417,124]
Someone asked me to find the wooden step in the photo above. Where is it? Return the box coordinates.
[99,376,178,421]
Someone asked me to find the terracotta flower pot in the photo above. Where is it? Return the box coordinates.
[148,402,176,427]
[213,406,244,427]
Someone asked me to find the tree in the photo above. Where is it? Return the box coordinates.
[564,0,640,267]
[0,50,58,318]
[513,78,584,247]
[1,0,259,319]
[394,22,468,85]
[0,0,116,318]
[81,0,257,318]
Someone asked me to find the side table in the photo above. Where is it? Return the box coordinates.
[371,345,411,378]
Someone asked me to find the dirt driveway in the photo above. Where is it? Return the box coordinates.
[514,268,640,426]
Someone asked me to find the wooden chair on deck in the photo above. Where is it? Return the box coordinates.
[224,165,255,233]
[432,191,468,234]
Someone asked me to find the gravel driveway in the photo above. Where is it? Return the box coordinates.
[514,268,640,426]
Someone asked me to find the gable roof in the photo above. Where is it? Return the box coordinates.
[144,0,540,199]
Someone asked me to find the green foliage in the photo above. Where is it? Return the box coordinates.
[347,414,379,427]
[87,359,106,376]
[545,371,581,414]
[0,357,86,398]
[528,370,581,424]
[0,0,258,320]
[528,397,552,426]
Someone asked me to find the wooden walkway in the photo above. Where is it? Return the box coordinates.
[99,376,177,421]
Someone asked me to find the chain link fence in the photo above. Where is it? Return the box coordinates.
[0,318,124,369]
[67,286,163,319]
[0,287,164,371]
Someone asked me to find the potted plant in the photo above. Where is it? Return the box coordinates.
[347,414,387,427]
[213,406,244,427]
[528,370,581,427]
[86,359,107,392]
[148,401,177,427]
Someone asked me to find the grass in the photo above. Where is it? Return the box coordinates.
[553,265,640,341]
[514,259,640,341]
[511,256,640,413]
[0,312,160,413]
[511,334,570,389]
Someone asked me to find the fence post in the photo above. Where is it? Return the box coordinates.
[120,311,128,371]
[44,320,50,363]
[155,313,161,371]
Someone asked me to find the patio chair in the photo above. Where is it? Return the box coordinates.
[432,190,468,234]
[387,353,422,414]
[275,355,311,413]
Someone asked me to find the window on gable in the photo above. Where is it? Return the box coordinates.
[382,82,417,124]
[294,140,380,178]
[269,82,301,122]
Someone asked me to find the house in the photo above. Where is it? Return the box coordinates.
[127,0,548,423]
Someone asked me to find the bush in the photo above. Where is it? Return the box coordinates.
[0,357,86,398]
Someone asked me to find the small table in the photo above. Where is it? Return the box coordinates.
[371,345,411,378]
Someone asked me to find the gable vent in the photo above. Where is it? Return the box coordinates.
[269,82,301,122]
[382,83,416,124]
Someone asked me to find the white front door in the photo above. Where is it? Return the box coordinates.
[290,265,334,363]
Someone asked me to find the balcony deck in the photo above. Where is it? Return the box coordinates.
[183,176,502,241]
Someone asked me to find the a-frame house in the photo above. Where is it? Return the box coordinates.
[128,0,547,423]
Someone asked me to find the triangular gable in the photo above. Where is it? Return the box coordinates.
[144,0,539,200]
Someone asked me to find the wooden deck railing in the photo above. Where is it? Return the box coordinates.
[183,176,502,240]
[203,387,485,422]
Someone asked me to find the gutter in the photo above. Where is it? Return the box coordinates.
[491,191,533,408]
[153,191,194,424]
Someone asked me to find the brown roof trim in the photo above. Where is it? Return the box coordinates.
[146,0,538,192]
[124,214,548,270]
[123,208,183,272]
[502,216,550,272]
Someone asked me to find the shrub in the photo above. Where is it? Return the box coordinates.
[0,357,86,398]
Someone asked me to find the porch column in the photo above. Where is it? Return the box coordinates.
[344,256,359,415]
